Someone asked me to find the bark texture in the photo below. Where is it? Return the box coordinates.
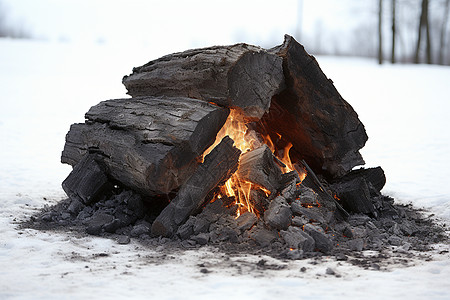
[61,96,229,196]
[257,35,368,178]
[122,44,285,119]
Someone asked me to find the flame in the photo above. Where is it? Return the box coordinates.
[203,109,306,217]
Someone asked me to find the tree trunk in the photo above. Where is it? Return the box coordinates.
[439,0,450,65]
[415,0,431,64]
[61,96,229,196]
[122,44,285,119]
[151,136,241,237]
[391,0,396,64]
[258,35,368,179]
[379,0,384,64]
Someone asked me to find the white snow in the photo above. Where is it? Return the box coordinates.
[0,39,449,299]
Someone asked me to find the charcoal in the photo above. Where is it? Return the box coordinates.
[331,177,375,215]
[280,226,315,252]
[67,199,85,215]
[297,186,319,206]
[193,217,211,234]
[304,224,333,253]
[103,218,122,233]
[280,177,299,200]
[291,202,326,224]
[284,249,304,260]
[86,224,103,236]
[292,216,309,227]
[390,223,403,236]
[348,214,371,226]
[176,216,195,240]
[347,238,365,251]
[216,226,239,243]
[400,221,418,236]
[236,212,257,232]
[264,196,292,230]
[126,193,145,219]
[130,222,151,237]
[388,235,403,246]
[191,233,210,245]
[117,235,131,245]
[86,212,114,233]
[343,226,354,238]
[326,267,336,275]
[62,154,112,205]
[249,225,279,247]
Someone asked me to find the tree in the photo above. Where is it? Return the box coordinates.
[415,0,432,64]
[391,0,397,63]
[439,0,450,65]
[378,0,384,64]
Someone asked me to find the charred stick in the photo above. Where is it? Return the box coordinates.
[301,159,350,219]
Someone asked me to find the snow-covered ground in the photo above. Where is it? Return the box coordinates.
[0,39,449,299]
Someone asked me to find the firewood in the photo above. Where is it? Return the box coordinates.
[236,144,283,194]
[151,136,241,237]
[257,35,368,178]
[62,153,112,204]
[61,96,229,196]
[122,44,285,119]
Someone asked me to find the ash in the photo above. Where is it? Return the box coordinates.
[25,178,447,268]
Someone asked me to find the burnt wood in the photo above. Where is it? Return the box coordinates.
[337,167,386,192]
[237,144,283,194]
[61,96,229,196]
[257,35,368,178]
[62,153,112,204]
[122,44,285,119]
[331,177,375,215]
[301,160,349,218]
[151,136,241,237]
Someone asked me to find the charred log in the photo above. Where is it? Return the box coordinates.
[331,177,375,215]
[122,44,285,119]
[236,144,283,194]
[61,96,229,196]
[151,136,241,237]
[257,35,368,178]
[62,153,113,204]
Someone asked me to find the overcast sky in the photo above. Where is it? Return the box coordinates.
[2,0,374,52]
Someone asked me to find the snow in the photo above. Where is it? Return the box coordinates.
[0,39,449,299]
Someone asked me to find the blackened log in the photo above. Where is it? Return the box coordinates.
[61,97,229,196]
[258,35,368,178]
[151,136,241,237]
[331,177,375,215]
[62,154,112,204]
[122,44,285,119]
[236,144,283,194]
[336,167,386,192]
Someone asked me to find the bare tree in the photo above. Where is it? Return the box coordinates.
[439,0,450,64]
[415,0,432,64]
[378,0,384,64]
[391,0,397,63]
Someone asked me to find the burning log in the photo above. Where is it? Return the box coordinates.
[236,144,283,194]
[61,97,229,196]
[123,44,285,119]
[151,136,241,237]
[258,35,368,178]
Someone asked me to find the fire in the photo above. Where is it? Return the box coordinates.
[203,109,306,217]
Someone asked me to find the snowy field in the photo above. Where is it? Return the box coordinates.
[0,39,449,299]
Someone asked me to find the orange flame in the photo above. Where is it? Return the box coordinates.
[203,109,306,217]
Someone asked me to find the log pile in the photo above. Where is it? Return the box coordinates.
[57,35,403,256]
